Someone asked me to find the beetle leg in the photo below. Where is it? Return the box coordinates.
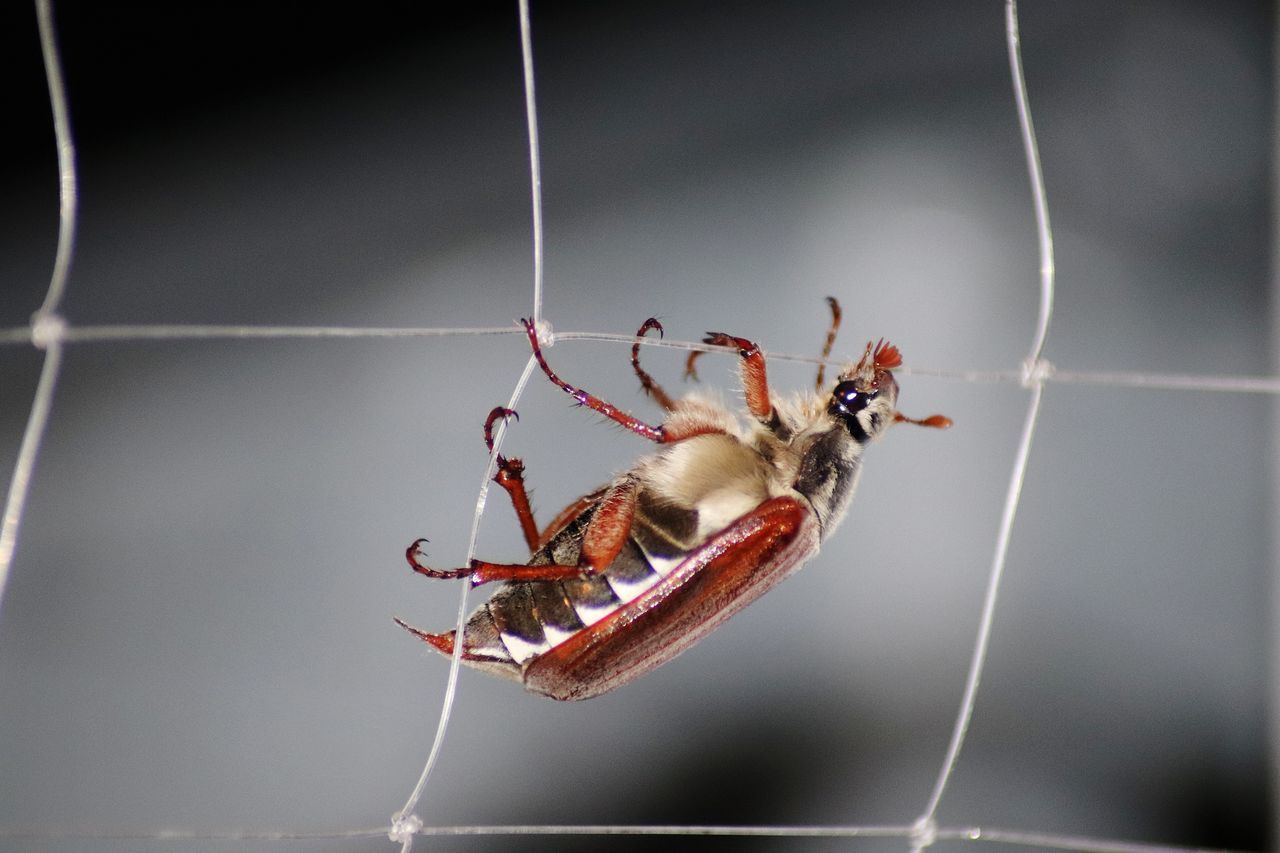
[577,476,638,570]
[405,538,472,580]
[814,296,842,392]
[469,477,638,585]
[631,318,678,412]
[701,332,773,423]
[522,318,723,444]
[483,406,541,552]
[405,539,575,585]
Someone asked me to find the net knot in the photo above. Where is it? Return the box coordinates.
[529,317,555,348]
[1020,356,1053,389]
[388,811,423,849]
[29,311,67,350]
[910,815,938,850]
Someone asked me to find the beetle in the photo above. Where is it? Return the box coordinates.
[396,300,949,701]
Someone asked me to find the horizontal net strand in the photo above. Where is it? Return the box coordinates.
[0,821,1243,853]
[4,323,1278,396]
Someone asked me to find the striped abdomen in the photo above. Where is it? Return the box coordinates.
[437,501,685,685]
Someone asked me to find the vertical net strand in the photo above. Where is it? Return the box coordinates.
[395,5,548,838]
[915,381,1045,829]
[1006,0,1054,366]
[0,0,79,615]
[913,0,1056,830]
[518,0,546,327]
[0,345,64,614]
[34,0,77,318]
[391,355,541,851]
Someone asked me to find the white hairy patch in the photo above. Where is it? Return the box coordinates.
[540,622,581,647]
[500,630,552,665]
[571,596,616,627]
[631,390,855,543]
[642,551,684,578]
[605,566,662,603]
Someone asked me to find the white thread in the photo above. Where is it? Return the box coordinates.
[518,0,545,327]
[0,0,77,620]
[0,820,1236,851]
[0,343,64,614]
[391,355,540,845]
[1006,0,1054,366]
[915,0,1056,830]
[6,321,1276,397]
[34,0,77,319]
[917,380,1045,825]
[0,323,521,344]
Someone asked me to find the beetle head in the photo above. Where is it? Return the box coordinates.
[827,339,901,444]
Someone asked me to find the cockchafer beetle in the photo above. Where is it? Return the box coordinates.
[396,300,949,700]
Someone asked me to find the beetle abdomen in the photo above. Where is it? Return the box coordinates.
[438,503,678,683]
[524,496,817,700]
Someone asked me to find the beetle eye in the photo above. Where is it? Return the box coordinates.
[829,380,875,418]
[829,379,882,443]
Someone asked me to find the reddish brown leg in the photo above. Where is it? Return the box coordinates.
[408,553,588,586]
[405,539,472,580]
[522,318,721,444]
[483,407,540,552]
[701,332,772,422]
[814,296,843,391]
[469,477,638,585]
[631,318,678,412]
[405,481,638,587]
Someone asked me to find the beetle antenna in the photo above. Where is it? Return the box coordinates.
[815,296,842,391]
[683,349,704,382]
[872,339,903,369]
[894,412,953,429]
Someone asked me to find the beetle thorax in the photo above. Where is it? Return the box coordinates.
[765,396,867,540]
[789,422,864,540]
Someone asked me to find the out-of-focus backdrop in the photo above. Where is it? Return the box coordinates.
[0,2,1270,851]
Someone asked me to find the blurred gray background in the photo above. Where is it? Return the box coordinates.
[0,1,1271,851]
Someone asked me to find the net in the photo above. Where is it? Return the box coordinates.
[0,1,1269,850]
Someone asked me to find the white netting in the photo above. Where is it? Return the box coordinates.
[0,1,1268,850]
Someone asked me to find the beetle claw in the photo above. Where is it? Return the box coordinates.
[405,539,473,580]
